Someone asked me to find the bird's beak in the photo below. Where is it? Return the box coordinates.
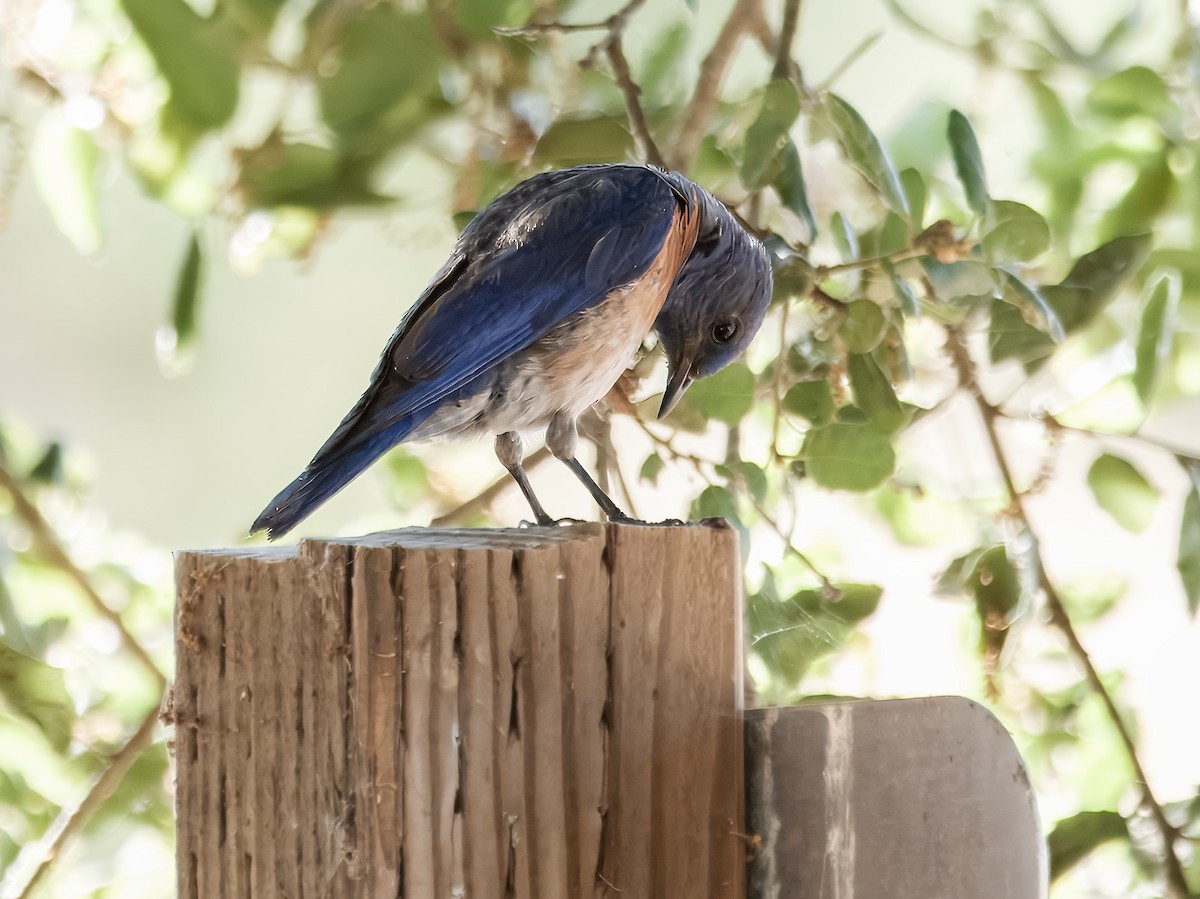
[658,346,697,419]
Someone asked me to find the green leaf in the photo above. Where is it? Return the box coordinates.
[900,167,927,232]
[920,258,997,304]
[988,301,1056,368]
[1098,150,1173,242]
[968,545,1022,617]
[534,114,634,165]
[840,300,887,353]
[783,379,834,425]
[888,266,921,318]
[224,0,287,36]
[749,582,882,684]
[719,460,769,504]
[803,423,895,491]
[741,80,801,189]
[86,743,173,834]
[1178,467,1200,618]
[317,6,443,153]
[690,486,746,545]
[847,353,906,435]
[639,22,691,105]
[875,485,969,546]
[1133,272,1180,404]
[775,139,817,241]
[773,256,816,303]
[1087,453,1159,533]
[170,230,203,347]
[686,363,755,425]
[0,581,68,659]
[830,211,860,264]
[383,449,429,507]
[0,642,75,752]
[238,142,392,208]
[121,0,241,137]
[28,442,64,486]
[825,94,910,217]
[639,453,665,485]
[835,405,868,424]
[870,211,909,257]
[947,110,989,216]
[1047,811,1129,883]
[1087,66,1171,121]
[31,112,102,255]
[1000,270,1064,342]
[1061,573,1127,622]
[1044,234,1152,334]
[983,200,1051,263]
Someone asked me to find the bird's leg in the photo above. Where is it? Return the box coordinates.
[546,412,639,524]
[494,432,554,526]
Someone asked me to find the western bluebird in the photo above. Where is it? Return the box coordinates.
[251,164,772,538]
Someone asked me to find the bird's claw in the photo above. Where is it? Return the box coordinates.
[605,514,688,527]
[517,516,587,528]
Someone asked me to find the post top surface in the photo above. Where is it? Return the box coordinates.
[177,519,734,557]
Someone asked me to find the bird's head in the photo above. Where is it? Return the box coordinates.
[654,188,773,418]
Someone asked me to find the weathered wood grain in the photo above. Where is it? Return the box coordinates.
[174,523,743,898]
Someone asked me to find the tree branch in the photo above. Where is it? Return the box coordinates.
[772,0,803,82]
[1024,414,1200,465]
[9,703,161,899]
[0,464,166,686]
[670,0,764,171]
[945,326,1190,899]
[501,0,665,168]
[600,36,667,168]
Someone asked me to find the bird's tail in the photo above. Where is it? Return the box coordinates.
[250,400,431,540]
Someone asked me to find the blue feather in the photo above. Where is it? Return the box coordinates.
[252,165,688,538]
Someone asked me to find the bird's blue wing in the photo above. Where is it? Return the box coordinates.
[372,165,687,419]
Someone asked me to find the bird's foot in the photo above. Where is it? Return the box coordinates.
[605,510,645,525]
[518,516,588,528]
[604,514,691,527]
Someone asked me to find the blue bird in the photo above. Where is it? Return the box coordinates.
[251,164,772,539]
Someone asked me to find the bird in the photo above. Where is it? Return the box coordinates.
[251,164,773,539]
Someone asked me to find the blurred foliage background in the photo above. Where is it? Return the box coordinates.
[2,0,1200,895]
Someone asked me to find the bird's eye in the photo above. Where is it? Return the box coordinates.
[711,320,738,343]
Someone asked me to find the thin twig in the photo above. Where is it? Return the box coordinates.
[9,703,160,899]
[0,465,166,686]
[629,414,834,587]
[496,0,643,38]
[502,0,665,168]
[816,247,923,279]
[429,446,552,526]
[746,492,835,592]
[813,31,883,91]
[880,0,974,50]
[944,326,1190,899]
[772,0,803,82]
[1026,414,1200,464]
[771,302,791,460]
[602,37,667,168]
[670,0,764,171]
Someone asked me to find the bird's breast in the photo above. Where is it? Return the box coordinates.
[412,202,697,441]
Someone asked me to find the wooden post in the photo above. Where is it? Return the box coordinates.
[173,523,744,898]
[745,698,1047,898]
